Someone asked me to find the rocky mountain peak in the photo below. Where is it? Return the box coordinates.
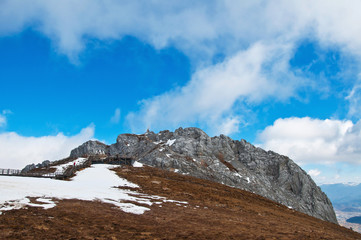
[69,127,338,224]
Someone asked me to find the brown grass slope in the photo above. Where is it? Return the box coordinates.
[0,165,360,239]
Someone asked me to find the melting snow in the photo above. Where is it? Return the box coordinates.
[0,164,187,215]
[133,161,143,167]
[166,139,176,146]
[53,157,88,173]
[234,172,242,178]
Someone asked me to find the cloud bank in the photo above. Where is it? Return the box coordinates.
[2,1,361,155]
[258,117,361,165]
[0,125,95,169]
[127,42,304,134]
[2,1,361,133]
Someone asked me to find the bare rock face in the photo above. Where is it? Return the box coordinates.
[69,127,338,224]
[70,140,108,158]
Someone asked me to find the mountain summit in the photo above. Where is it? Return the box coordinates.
[69,127,337,224]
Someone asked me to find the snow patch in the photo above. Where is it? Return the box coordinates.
[27,198,56,209]
[0,164,186,215]
[133,161,143,167]
[53,157,88,174]
[166,139,176,146]
[233,172,242,178]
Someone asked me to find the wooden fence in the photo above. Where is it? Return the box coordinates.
[0,156,133,179]
[0,168,57,178]
[0,168,22,176]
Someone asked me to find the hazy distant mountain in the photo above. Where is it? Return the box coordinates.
[347,216,361,224]
[321,183,361,211]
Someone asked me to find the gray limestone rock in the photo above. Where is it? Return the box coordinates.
[41,160,50,167]
[70,140,109,158]
[68,127,338,224]
[21,163,36,173]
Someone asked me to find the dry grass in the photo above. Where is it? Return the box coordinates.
[1,165,360,239]
[217,152,238,172]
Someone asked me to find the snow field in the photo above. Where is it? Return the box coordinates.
[53,157,88,174]
[0,164,187,215]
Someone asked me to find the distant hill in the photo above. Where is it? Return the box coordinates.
[347,216,361,224]
[321,183,361,210]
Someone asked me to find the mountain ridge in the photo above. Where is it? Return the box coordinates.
[68,127,337,224]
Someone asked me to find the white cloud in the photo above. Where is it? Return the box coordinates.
[0,125,95,169]
[110,108,121,124]
[258,117,361,165]
[0,110,12,128]
[0,114,5,127]
[0,1,361,63]
[127,42,305,134]
[218,117,241,136]
[308,169,321,177]
[346,81,361,118]
[3,1,361,132]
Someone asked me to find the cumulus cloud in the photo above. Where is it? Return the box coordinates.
[308,169,321,178]
[110,108,121,124]
[3,1,361,132]
[127,42,305,134]
[0,1,361,62]
[258,117,361,165]
[0,125,95,169]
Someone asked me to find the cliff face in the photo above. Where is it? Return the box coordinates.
[70,127,337,224]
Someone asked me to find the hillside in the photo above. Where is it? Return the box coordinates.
[1,164,360,239]
[67,127,337,223]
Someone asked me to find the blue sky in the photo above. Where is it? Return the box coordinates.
[1,0,361,184]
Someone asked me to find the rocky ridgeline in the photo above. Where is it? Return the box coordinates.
[69,127,337,224]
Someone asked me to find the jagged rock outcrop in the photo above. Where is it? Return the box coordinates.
[70,127,338,224]
[70,140,108,157]
[21,160,50,173]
